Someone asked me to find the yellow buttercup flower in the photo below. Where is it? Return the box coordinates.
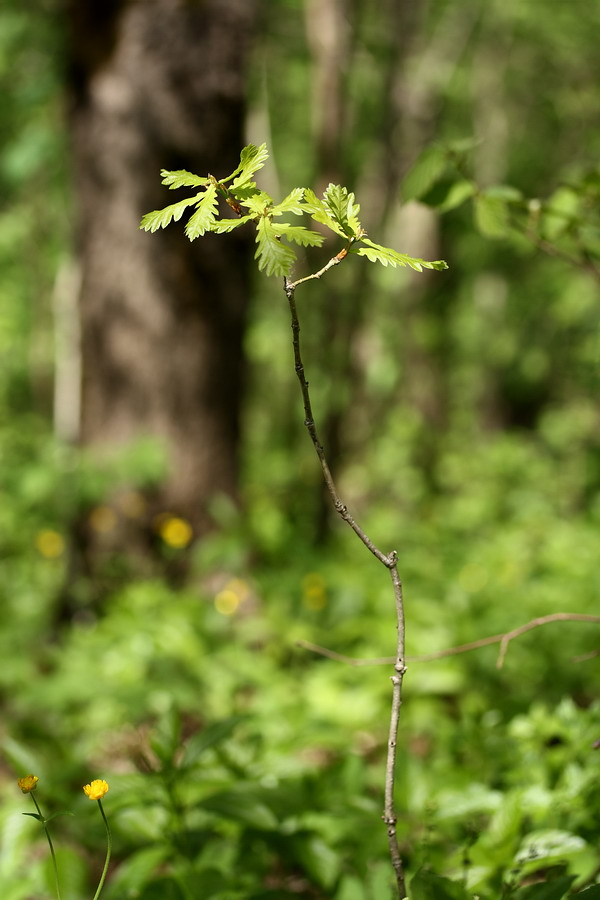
[35,529,65,559]
[17,774,39,793]
[83,779,109,800]
[159,516,193,548]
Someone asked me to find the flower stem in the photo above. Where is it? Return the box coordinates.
[92,799,112,900]
[31,793,62,900]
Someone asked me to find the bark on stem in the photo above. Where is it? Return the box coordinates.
[284,275,407,899]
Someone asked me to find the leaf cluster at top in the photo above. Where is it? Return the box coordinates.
[141,143,448,278]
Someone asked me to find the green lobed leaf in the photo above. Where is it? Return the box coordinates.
[271,187,305,216]
[229,142,269,189]
[353,237,448,271]
[185,182,218,240]
[140,194,203,233]
[255,216,297,276]
[273,223,324,247]
[322,183,362,237]
[210,215,255,233]
[240,191,273,216]
[301,188,348,239]
[230,181,261,200]
[160,169,209,190]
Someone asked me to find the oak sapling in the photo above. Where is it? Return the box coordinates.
[141,142,448,899]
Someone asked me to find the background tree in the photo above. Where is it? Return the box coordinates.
[68,0,258,542]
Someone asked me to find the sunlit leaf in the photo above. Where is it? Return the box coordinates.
[229,142,269,189]
[255,216,296,276]
[271,187,305,216]
[273,223,324,247]
[160,169,209,190]
[240,191,273,215]
[210,215,255,233]
[140,194,202,232]
[302,188,348,239]
[322,183,362,238]
[353,237,448,271]
[184,183,218,240]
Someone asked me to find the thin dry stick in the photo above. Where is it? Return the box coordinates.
[284,273,407,898]
[298,612,600,670]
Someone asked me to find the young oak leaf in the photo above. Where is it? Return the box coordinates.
[270,188,305,217]
[301,189,348,240]
[272,223,324,247]
[185,182,219,240]
[255,216,297,277]
[140,194,205,233]
[160,169,209,190]
[239,191,273,216]
[210,215,255,233]
[353,237,448,271]
[322,183,362,238]
[229,143,269,190]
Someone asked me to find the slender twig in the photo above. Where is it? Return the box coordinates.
[284,277,394,569]
[290,243,354,289]
[284,273,406,899]
[298,612,600,670]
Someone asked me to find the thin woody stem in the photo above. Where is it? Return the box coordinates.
[289,242,354,289]
[284,275,406,899]
[383,562,407,896]
[284,278,394,569]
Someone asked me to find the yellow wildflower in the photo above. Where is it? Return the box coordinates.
[35,530,65,559]
[17,774,39,793]
[214,588,240,616]
[83,779,109,800]
[214,578,250,616]
[159,516,193,548]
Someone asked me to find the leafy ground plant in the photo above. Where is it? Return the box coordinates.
[142,142,447,899]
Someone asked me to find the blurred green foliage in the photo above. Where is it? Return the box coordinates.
[1,0,600,898]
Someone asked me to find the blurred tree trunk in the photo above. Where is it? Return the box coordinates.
[68,0,258,540]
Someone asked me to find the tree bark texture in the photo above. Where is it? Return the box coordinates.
[68,0,258,535]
